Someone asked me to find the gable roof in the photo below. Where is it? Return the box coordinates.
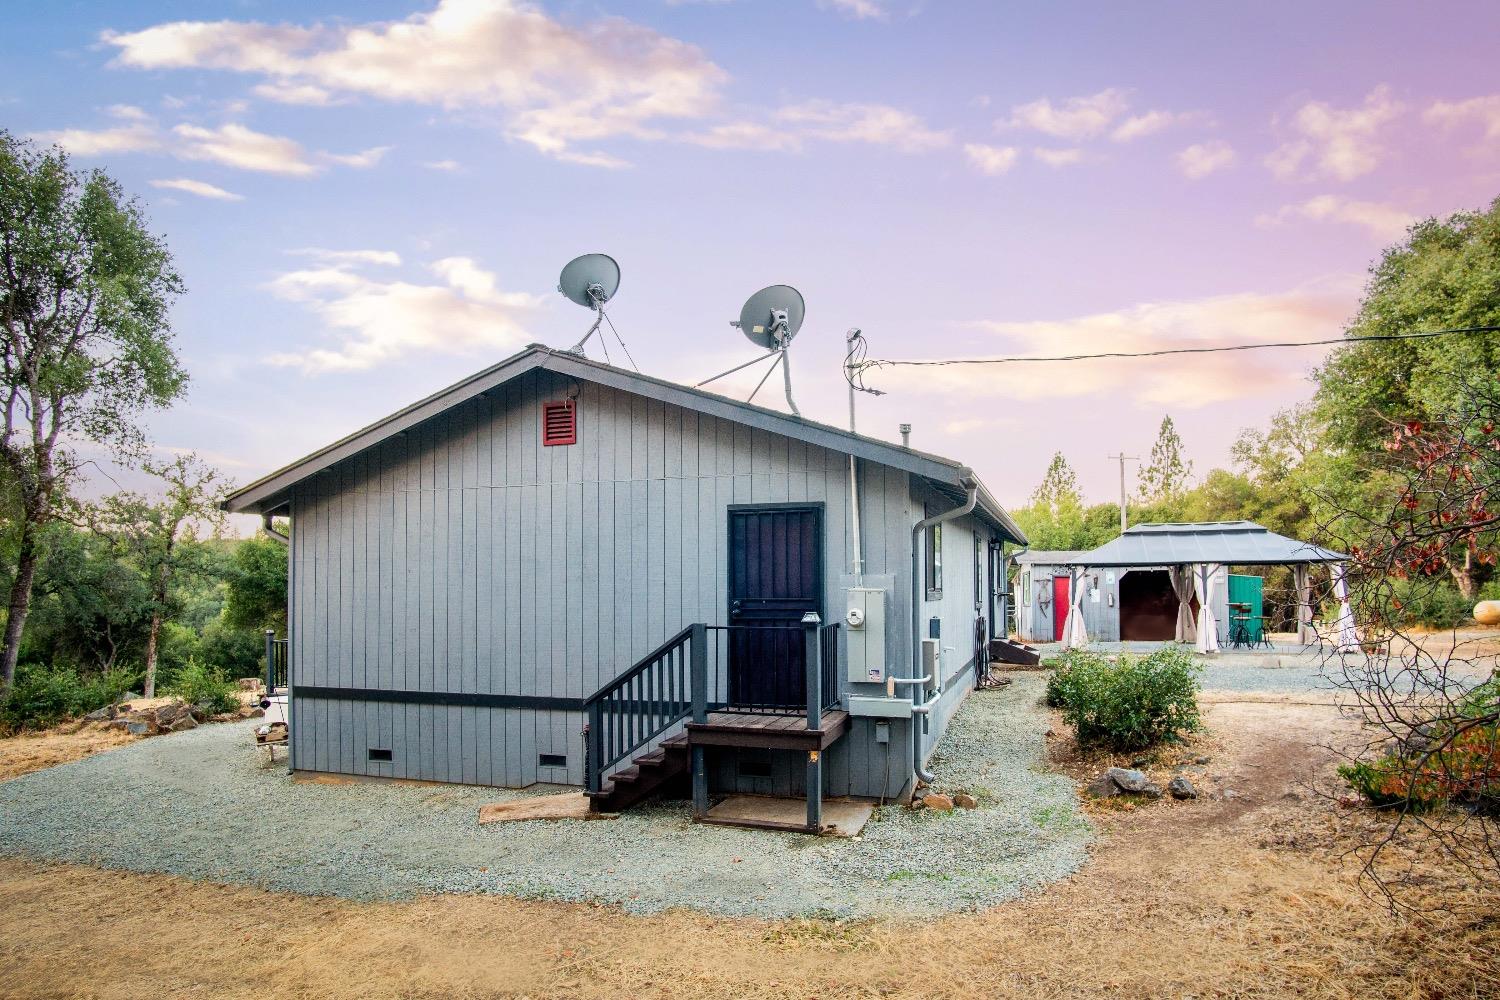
[1014,549,1089,566]
[224,345,1025,543]
[1037,521,1346,568]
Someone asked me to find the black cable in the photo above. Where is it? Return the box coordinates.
[852,325,1500,373]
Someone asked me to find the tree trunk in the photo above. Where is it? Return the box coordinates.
[0,521,40,698]
[143,610,163,699]
[1451,549,1478,601]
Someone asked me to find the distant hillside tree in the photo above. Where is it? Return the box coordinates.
[1137,415,1193,509]
[0,134,187,696]
[97,455,225,698]
[223,530,289,635]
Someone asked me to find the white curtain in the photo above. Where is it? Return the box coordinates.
[1063,566,1089,648]
[1194,564,1220,654]
[1171,565,1196,643]
[1332,562,1359,651]
[1294,564,1315,645]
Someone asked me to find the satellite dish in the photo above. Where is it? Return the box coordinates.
[735,284,805,350]
[557,253,621,356]
[695,283,807,416]
[558,253,620,309]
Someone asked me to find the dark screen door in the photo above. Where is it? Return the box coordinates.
[728,506,822,708]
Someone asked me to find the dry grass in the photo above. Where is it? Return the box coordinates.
[0,697,1496,998]
[0,724,138,782]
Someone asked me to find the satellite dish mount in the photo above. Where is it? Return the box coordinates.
[557,253,622,357]
[698,284,807,416]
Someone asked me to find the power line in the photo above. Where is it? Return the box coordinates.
[851,325,1500,372]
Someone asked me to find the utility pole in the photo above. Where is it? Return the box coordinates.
[1107,453,1139,534]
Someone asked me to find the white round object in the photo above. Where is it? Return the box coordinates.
[846,607,865,627]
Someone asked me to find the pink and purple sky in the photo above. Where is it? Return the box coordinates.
[5,0,1499,518]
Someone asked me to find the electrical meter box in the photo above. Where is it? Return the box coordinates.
[844,587,887,684]
[921,637,941,690]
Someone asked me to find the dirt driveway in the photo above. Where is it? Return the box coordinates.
[1,691,1494,999]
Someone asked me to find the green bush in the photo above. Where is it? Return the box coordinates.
[1387,578,1474,629]
[165,657,239,715]
[0,663,139,732]
[1048,646,1202,751]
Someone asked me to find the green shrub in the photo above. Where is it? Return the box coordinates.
[1387,578,1474,629]
[0,663,138,732]
[165,657,239,715]
[1050,646,1202,751]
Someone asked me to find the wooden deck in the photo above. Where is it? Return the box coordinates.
[686,709,849,751]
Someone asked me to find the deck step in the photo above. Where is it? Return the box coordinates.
[587,732,692,812]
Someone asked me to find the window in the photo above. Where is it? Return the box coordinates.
[974,535,984,610]
[541,400,576,446]
[925,519,943,597]
[538,753,567,768]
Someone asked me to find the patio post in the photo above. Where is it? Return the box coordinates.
[1294,564,1315,645]
[802,612,823,832]
[690,623,708,819]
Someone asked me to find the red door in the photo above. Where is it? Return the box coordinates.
[1052,575,1071,642]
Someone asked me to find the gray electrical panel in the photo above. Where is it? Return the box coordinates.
[844,587,887,684]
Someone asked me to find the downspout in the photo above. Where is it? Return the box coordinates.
[262,513,289,544]
[902,477,979,785]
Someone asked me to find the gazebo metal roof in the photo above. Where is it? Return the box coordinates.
[1041,521,1347,568]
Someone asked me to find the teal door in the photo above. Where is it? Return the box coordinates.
[1227,574,1264,641]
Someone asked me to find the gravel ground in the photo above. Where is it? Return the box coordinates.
[0,676,1089,918]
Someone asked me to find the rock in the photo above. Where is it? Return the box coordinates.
[1193,755,1210,765]
[82,705,117,723]
[1223,788,1240,801]
[123,719,157,737]
[237,677,263,691]
[953,792,978,809]
[908,796,926,810]
[248,707,265,719]
[1090,767,1162,799]
[166,714,198,732]
[1130,757,1152,769]
[922,793,954,812]
[1107,768,1154,794]
[1086,772,1121,798]
[154,702,189,726]
[1168,776,1197,800]
[188,705,210,723]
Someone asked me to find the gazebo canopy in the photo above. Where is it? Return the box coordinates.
[1045,521,1347,568]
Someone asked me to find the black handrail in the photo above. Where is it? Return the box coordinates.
[264,630,289,695]
[582,620,842,796]
[584,624,703,795]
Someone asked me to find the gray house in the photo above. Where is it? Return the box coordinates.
[226,345,1024,828]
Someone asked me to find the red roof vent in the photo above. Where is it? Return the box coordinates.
[541,400,576,447]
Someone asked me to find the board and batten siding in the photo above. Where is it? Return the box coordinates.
[287,368,918,791]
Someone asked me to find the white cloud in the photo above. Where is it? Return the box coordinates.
[1002,88,1129,139]
[149,177,244,201]
[265,254,543,373]
[1110,109,1198,142]
[105,104,151,122]
[289,248,403,267]
[31,123,161,156]
[682,121,804,152]
[964,143,1018,176]
[773,100,951,151]
[1425,94,1500,141]
[1033,147,1084,167]
[102,0,727,167]
[1265,85,1403,182]
[1255,195,1412,241]
[173,123,320,175]
[819,0,888,19]
[874,280,1361,408]
[422,158,462,172]
[252,81,340,106]
[1176,140,1236,179]
[320,145,392,168]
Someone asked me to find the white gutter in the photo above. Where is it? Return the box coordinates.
[907,478,978,786]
